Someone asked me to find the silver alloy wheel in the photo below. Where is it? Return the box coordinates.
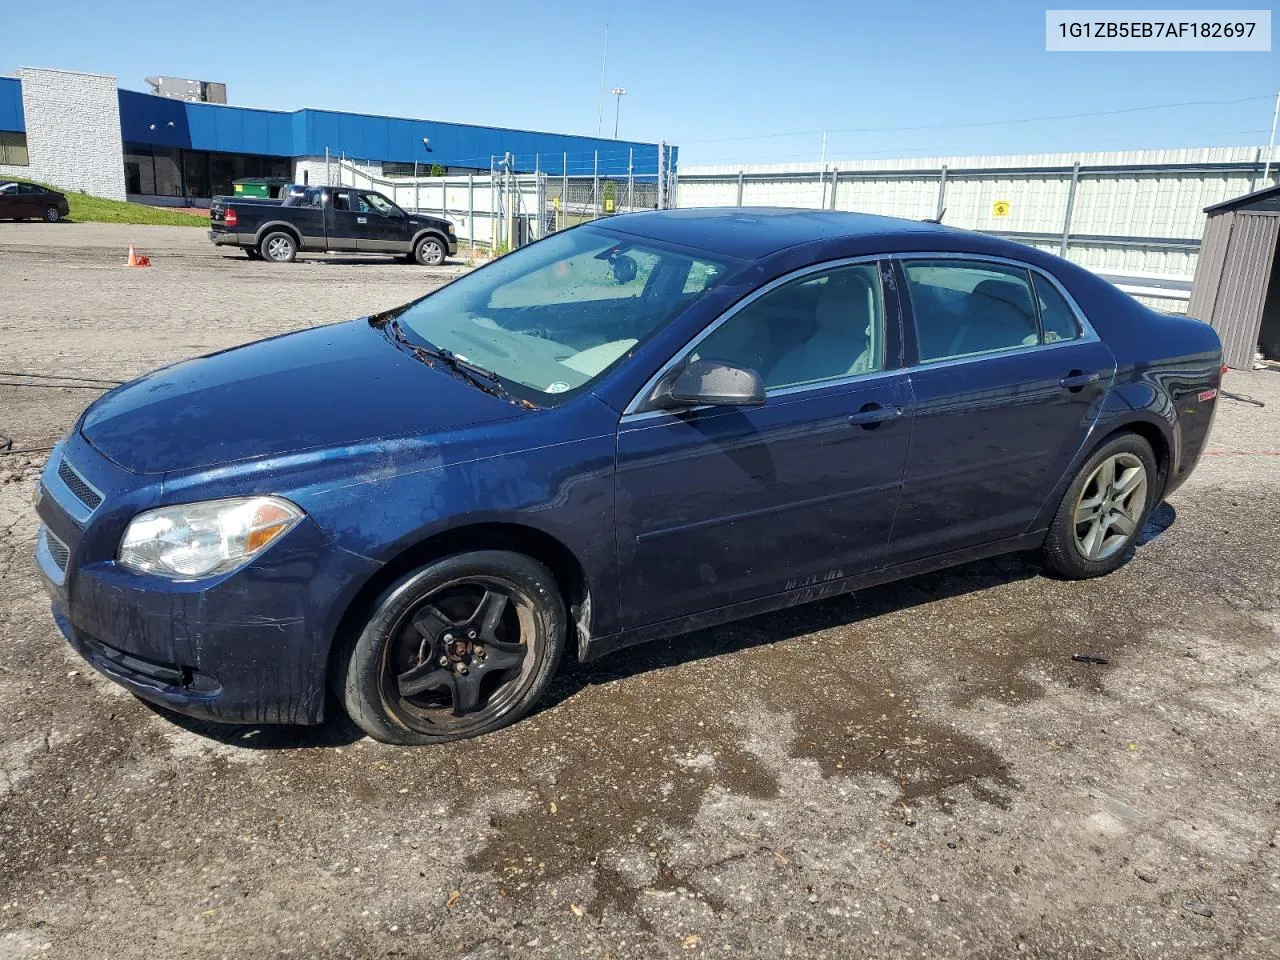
[44,206,59,222]
[266,236,292,261]
[1073,452,1148,561]
[418,238,443,265]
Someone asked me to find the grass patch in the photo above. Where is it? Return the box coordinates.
[66,193,208,227]
[9,178,209,226]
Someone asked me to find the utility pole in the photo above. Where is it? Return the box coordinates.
[611,87,627,139]
[596,24,609,136]
[1264,90,1280,185]
[819,130,828,208]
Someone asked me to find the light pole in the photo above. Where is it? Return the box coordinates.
[611,87,627,140]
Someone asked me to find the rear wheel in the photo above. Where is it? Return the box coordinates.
[260,231,297,263]
[43,205,61,223]
[336,550,566,744]
[413,234,446,266]
[1042,433,1157,579]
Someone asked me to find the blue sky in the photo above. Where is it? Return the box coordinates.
[2,0,1277,164]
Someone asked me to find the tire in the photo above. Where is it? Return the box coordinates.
[335,550,566,745]
[245,247,262,260]
[1042,432,1158,580]
[43,206,61,223]
[260,231,297,263]
[413,234,446,266]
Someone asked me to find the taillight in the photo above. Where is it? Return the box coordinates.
[225,208,237,227]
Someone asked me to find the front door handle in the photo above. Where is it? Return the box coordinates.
[356,216,367,224]
[848,403,903,429]
[1060,370,1101,391]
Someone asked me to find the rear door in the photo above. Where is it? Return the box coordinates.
[355,191,411,253]
[325,189,364,251]
[887,257,1115,561]
[18,184,45,217]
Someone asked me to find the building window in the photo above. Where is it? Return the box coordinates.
[0,131,28,166]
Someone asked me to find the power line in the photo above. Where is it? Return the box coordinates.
[680,94,1276,145]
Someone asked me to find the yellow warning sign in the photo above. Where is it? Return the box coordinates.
[553,196,560,210]
[604,198,616,213]
[992,200,1011,217]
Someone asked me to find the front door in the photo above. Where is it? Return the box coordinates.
[355,191,410,254]
[888,258,1115,561]
[615,260,914,629]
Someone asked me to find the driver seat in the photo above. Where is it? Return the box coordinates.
[768,274,875,388]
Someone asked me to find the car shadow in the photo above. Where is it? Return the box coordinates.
[139,696,367,750]
[541,500,1180,713]
[144,502,1177,749]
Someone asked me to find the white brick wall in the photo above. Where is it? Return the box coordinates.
[16,67,126,200]
[293,158,333,187]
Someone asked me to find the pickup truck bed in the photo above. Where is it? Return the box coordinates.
[209,185,457,265]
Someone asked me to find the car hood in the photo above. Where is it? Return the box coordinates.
[80,319,522,474]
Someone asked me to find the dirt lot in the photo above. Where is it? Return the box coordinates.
[1,222,1277,960]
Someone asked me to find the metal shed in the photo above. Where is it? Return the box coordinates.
[1187,184,1280,368]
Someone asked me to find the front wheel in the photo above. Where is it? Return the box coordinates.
[260,231,297,263]
[1042,433,1158,579]
[43,205,61,223]
[336,551,566,744]
[413,235,446,266]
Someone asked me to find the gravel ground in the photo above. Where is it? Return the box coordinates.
[0,223,1277,960]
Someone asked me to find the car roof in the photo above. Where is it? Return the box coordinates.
[600,207,966,260]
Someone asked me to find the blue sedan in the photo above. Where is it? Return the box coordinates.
[34,209,1223,744]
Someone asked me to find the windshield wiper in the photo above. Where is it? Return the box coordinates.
[386,319,537,409]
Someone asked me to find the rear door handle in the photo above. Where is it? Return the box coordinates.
[1060,370,1101,391]
[848,403,903,429]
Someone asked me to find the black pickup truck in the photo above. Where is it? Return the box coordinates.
[209,186,457,265]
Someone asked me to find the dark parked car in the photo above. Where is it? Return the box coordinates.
[209,185,456,264]
[0,180,69,222]
[36,209,1222,744]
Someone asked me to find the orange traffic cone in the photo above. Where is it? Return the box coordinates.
[125,244,151,268]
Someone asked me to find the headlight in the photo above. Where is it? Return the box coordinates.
[119,496,303,579]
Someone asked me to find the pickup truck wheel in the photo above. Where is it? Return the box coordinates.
[261,231,297,263]
[335,550,566,745]
[414,235,446,266]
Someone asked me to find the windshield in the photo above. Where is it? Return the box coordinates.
[392,225,731,403]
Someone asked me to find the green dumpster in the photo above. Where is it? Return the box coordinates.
[232,177,293,199]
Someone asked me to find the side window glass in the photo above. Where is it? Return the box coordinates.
[332,191,351,211]
[360,192,395,216]
[903,261,1039,363]
[691,263,885,391]
[1033,272,1082,342]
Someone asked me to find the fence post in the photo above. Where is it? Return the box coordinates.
[736,169,744,206]
[829,169,839,210]
[936,164,948,221]
[468,173,474,249]
[628,147,634,212]
[657,140,666,209]
[562,152,568,231]
[489,156,496,251]
[324,147,330,186]
[1060,161,1081,258]
[593,150,600,217]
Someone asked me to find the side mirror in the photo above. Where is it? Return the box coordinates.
[651,359,765,409]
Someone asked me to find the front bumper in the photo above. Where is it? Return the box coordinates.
[35,435,378,725]
[447,237,458,256]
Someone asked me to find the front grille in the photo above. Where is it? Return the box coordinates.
[57,459,102,511]
[43,526,70,572]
